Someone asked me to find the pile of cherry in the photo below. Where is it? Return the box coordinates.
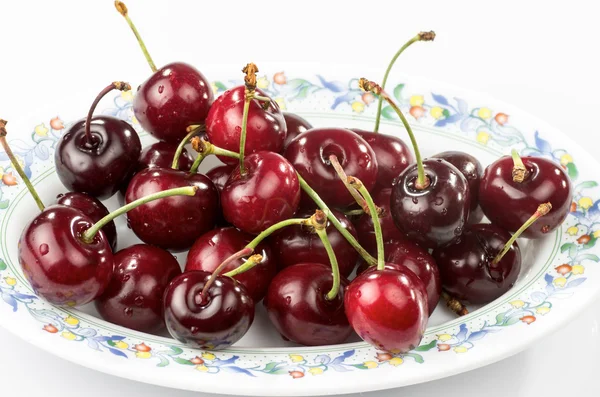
[3,2,573,353]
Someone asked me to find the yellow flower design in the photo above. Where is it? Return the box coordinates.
[3,277,16,286]
[567,226,579,236]
[308,367,324,375]
[593,230,600,238]
[64,316,79,326]
[34,123,49,137]
[478,108,492,119]
[476,131,490,145]
[256,76,269,89]
[430,106,444,119]
[114,341,128,349]
[210,82,219,95]
[560,154,573,166]
[578,197,593,210]
[453,346,468,353]
[389,357,404,366]
[121,90,134,102]
[363,361,378,369]
[132,115,139,125]
[61,331,77,341]
[289,354,304,363]
[136,351,152,359]
[274,97,286,110]
[510,300,525,308]
[351,101,365,113]
[195,364,209,372]
[553,277,567,288]
[571,265,585,275]
[536,307,551,315]
[201,352,216,361]
[437,333,452,342]
[409,95,424,107]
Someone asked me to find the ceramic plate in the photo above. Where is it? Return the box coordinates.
[1,66,599,395]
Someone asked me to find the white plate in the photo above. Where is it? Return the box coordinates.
[1,67,599,395]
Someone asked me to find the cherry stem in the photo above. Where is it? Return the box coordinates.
[511,149,527,183]
[360,78,429,190]
[81,186,198,243]
[298,174,377,266]
[171,126,202,169]
[329,154,370,213]
[0,120,45,211]
[492,202,552,265]
[199,247,254,304]
[314,226,341,300]
[373,31,435,133]
[114,1,157,72]
[188,137,240,174]
[442,290,469,316]
[239,93,251,176]
[85,82,131,145]
[344,208,365,216]
[349,176,385,271]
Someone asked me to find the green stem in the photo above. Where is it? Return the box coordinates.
[188,139,240,174]
[222,255,263,281]
[253,94,271,102]
[239,92,252,176]
[316,228,341,300]
[344,209,365,217]
[81,186,197,243]
[298,174,377,266]
[172,127,201,169]
[351,177,385,270]
[492,202,552,265]
[115,1,157,72]
[0,123,45,211]
[199,247,254,303]
[188,152,206,175]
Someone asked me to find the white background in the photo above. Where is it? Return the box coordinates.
[1,0,599,396]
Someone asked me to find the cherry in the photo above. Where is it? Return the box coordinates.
[270,208,359,277]
[221,151,300,235]
[138,141,194,172]
[125,168,218,251]
[284,127,378,207]
[479,151,572,238]
[55,82,141,199]
[282,112,312,149]
[163,270,254,350]
[265,263,351,346]
[185,227,276,302]
[56,192,117,252]
[432,151,483,223]
[205,164,234,193]
[351,129,414,189]
[95,244,181,333]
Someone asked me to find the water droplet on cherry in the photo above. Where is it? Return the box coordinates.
[39,244,49,256]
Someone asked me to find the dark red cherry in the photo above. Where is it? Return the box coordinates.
[345,267,428,353]
[355,187,406,253]
[95,244,181,333]
[351,129,414,189]
[432,151,483,223]
[138,141,194,171]
[125,168,218,251]
[479,155,572,238]
[282,112,312,149]
[284,128,378,208]
[18,205,113,306]
[221,152,300,235]
[206,164,234,193]
[55,115,141,199]
[357,238,441,316]
[390,159,471,249]
[205,86,286,165]
[163,271,254,350]
[270,208,358,277]
[133,62,213,143]
[56,192,117,252]
[433,223,521,304]
[265,262,351,346]
[185,227,276,302]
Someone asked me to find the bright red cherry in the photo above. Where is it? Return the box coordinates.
[265,263,352,346]
[345,267,428,353]
[206,86,286,165]
[221,152,300,235]
[163,271,254,350]
[351,129,414,189]
[125,168,218,251]
[185,227,276,302]
[95,244,181,333]
[270,208,358,277]
[282,112,312,149]
[18,205,113,306]
[138,141,194,171]
[479,153,572,238]
[284,128,378,208]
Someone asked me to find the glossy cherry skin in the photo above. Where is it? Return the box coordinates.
[221,152,300,235]
[138,141,195,171]
[265,262,352,346]
[479,155,572,238]
[206,86,286,165]
[206,164,234,193]
[95,244,181,333]
[282,112,312,149]
[345,267,428,353]
[55,116,141,199]
[163,271,254,350]
[433,223,521,304]
[351,129,414,189]
[185,227,276,302]
[285,128,378,208]
[270,208,358,277]
[125,168,218,251]
[357,238,441,316]
[432,151,483,223]
[391,159,471,249]
[133,62,213,143]
[355,187,406,254]
[18,205,113,306]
